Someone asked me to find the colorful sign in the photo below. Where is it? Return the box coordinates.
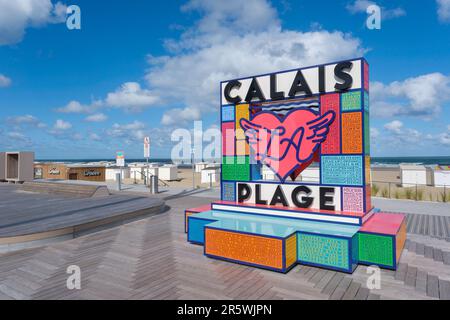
[186,58,407,275]
[116,151,125,167]
[221,58,371,214]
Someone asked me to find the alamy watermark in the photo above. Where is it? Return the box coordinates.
[366,4,381,30]
[66,265,81,290]
[366,266,381,290]
[66,5,81,30]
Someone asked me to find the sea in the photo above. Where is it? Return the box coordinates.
[35,156,450,166]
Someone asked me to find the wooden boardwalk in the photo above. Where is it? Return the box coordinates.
[0,184,164,239]
[0,194,449,300]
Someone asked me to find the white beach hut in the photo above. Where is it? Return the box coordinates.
[158,165,178,181]
[433,166,450,187]
[195,162,209,173]
[261,165,276,180]
[201,166,220,184]
[105,166,131,181]
[400,164,427,187]
[299,167,320,183]
[0,152,5,181]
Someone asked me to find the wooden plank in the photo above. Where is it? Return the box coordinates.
[314,271,336,291]
[353,287,370,300]
[415,270,427,294]
[433,248,443,262]
[424,246,434,259]
[409,241,417,253]
[321,273,344,296]
[367,293,380,300]
[395,263,407,281]
[341,281,360,300]
[329,277,352,300]
[427,274,440,298]
[443,251,450,265]
[405,266,417,287]
[416,243,425,256]
[438,280,450,300]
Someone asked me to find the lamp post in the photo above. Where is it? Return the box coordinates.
[191,147,195,190]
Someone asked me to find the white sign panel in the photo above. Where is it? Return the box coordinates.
[236,182,342,212]
[221,59,362,105]
[144,137,150,158]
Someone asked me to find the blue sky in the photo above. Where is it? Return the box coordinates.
[0,0,450,159]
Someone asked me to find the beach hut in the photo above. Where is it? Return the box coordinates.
[5,152,34,183]
[299,167,320,182]
[0,152,5,181]
[195,162,209,173]
[105,166,131,181]
[433,165,450,187]
[201,166,220,184]
[400,164,427,187]
[158,165,178,181]
[129,163,144,181]
[261,165,276,180]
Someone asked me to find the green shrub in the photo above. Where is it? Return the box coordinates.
[416,189,424,201]
[394,189,402,199]
[371,184,380,196]
[381,188,389,198]
[439,190,450,202]
[405,188,414,200]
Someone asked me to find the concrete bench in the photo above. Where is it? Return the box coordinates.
[21,182,110,198]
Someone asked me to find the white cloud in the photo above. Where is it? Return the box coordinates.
[370,127,380,138]
[106,121,147,142]
[0,0,67,45]
[7,131,28,141]
[440,133,450,145]
[105,82,159,113]
[437,0,450,22]
[161,107,201,126]
[56,100,101,114]
[346,0,406,19]
[89,133,102,141]
[0,74,11,87]
[7,114,46,128]
[85,113,108,122]
[180,0,280,36]
[57,82,158,115]
[146,0,365,125]
[371,73,450,119]
[54,119,72,130]
[384,120,403,134]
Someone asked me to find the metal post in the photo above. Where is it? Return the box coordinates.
[445,185,447,203]
[146,157,149,190]
[388,182,391,199]
[209,173,212,189]
[191,148,195,190]
[151,175,158,194]
[116,173,121,191]
[134,171,136,184]
[415,184,418,201]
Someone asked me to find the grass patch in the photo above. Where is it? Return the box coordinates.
[405,188,414,200]
[371,184,379,196]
